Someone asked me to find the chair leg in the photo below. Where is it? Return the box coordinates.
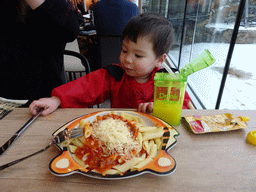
[68,72,72,82]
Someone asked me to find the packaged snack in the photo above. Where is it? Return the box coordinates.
[0,97,28,119]
[183,113,249,134]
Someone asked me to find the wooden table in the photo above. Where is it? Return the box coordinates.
[0,108,256,191]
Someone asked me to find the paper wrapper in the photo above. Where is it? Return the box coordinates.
[183,113,248,134]
[0,97,28,119]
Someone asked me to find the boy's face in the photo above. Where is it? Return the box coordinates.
[119,37,166,83]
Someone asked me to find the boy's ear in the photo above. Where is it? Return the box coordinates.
[156,54,167,68]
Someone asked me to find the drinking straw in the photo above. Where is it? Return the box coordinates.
[162,63,174,74]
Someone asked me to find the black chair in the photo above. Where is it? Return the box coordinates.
[97,35,122,68]
[64,50,91,82]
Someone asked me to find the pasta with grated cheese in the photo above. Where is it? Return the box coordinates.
[68,112,165,174]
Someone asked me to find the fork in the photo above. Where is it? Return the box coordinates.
[0,128,84,171]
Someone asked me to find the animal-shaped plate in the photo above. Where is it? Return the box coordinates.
[49,111,179,180]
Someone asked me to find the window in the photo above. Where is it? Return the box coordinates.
[142,0,256,109]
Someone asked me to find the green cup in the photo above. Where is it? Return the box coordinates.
[153,73,187,126]
[180,49,216,77]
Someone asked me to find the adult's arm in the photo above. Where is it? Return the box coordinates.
[31,0,80,43]
[25,0,45,10]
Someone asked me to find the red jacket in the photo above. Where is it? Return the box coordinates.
[52,65,191,109]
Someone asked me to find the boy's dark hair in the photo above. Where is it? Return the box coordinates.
[122,12,174,58]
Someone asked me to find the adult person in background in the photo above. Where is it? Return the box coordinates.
[0,0,80,106]
[93,0,139,36]
[91,0,139,70]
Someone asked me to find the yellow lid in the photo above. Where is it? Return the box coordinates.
[239,116,250,122]
[247,131,256,145]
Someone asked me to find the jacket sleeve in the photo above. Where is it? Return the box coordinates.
[51,69,111,108]
[33,0,79,43]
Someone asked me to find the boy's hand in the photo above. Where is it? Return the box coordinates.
[138,102,153,113]
[29,96,61,116]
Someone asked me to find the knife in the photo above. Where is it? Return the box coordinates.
[0,110,42,156]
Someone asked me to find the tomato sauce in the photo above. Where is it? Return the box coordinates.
[75,114,140,173]
[75,137,119,173]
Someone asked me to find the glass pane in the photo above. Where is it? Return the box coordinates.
[203,0,255,110]
[166,0,185,68]
[219,44,256,109]
[141,0,256,109]
[171,0,256,109]
[219,0,256,110]
[168,0,225,109]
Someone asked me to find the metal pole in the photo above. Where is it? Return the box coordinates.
[245,0,249,27]
[189,0,200,61]
[165,0,169,18]
[178,0,189,70]
[159,0,162,14]
[208,0,213,13]
[215,0,246,109]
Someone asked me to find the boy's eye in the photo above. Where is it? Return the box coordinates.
[135,54,143,58]
[122,49,128,53]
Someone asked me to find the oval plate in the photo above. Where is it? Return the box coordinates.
[49,110,179,180]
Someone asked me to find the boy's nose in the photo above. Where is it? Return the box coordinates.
[124,54,133,64]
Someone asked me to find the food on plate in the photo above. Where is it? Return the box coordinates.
[67,112,165,175]
[184,113,249,134]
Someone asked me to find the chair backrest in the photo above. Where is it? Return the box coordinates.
[64,39,83,72]
[64,50,91,82]
[93,0,139,68]
[97,35,122,68]
[64,39,99,108]
[64,39,91,81]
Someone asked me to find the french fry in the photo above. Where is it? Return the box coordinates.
[71,138,84,148]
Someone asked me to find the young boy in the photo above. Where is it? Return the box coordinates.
[30,12,191,116]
